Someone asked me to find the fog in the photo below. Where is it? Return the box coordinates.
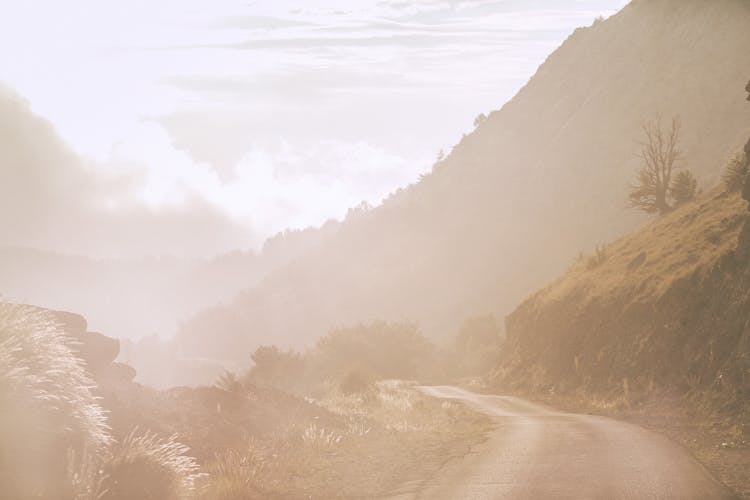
[3,0,750,498]
[0,0,627,256]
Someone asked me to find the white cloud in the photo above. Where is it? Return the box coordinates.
[0,0,627,254]
[108,128,430,237]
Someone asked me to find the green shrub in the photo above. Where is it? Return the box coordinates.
[245,345,307,394]
[670,170,698,206]
[317,321,435,382]
[722,151,748,192]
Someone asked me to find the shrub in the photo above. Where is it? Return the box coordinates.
[100,429,201,500]
[316,321,435,382]
[586,244,608,269]
[450,315,502,377]
[215,370,243,394]
[245,345,307,394]
[670,170,698,206]
[0,303,109,498]
[200,450,266,500]
[722,151,748,192]
[339,368,375,396]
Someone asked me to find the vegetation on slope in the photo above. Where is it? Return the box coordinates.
[497,186,749,397]
[0,303,491,499]
[493,101,750,494]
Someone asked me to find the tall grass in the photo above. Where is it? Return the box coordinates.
[100,429,202,500]
[0,303,109,498]
[0,303,203,499]
[200,449,266,500]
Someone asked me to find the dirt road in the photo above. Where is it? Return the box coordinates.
[394,386,737,499]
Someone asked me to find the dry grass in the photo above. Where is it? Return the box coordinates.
[100,429,202,500]
[0,303,110,498]
[193,381,491,499]
[534,188,746,307]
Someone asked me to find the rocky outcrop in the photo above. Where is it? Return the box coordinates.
[16,305,136,384]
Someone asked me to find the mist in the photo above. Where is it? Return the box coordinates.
[2,0,750,499]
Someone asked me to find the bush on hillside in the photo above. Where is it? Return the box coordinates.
[339,367,376,396]
[449,315,503,377]
[670,170,698,206]
[722,151,749,192]
[245,345,307,394]
[316,321,436,382]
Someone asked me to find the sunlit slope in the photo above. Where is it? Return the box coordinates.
[497,188,750,395]
[176,0,750,361]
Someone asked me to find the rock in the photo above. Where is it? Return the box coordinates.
[98,362,137,384]
[49,310,88,334]
[71,331,120,376]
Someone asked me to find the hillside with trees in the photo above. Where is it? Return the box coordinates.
[173,0,750,375]
[493,80,750,496]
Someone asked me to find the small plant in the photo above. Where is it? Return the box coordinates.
[586,244,608,269]
[100,429,202,500]
[215,370,243,394]
[722,151,748,192]
[200,450,266,500]
[346,417,372,437]
[301,423,342,449]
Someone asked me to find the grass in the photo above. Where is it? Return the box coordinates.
[0,303,110,498]
[534,187,746,307]
[100,429,202,500]
[191,380,492,499]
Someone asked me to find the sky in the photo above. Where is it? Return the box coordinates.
[0,0,628,255]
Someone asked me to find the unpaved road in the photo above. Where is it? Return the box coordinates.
[394,386,737,500]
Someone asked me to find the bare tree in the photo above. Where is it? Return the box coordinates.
[628,115,682,215]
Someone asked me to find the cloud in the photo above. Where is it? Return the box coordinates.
[150,135,431,237]
[0,85,254,258]
[0,0,627,259]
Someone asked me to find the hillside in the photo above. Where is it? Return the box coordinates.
[174,0,750,368]
[493,126,750,496]
[496,186,750,395]
[0,302,490,498]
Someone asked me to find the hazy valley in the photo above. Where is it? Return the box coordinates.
[2,0,750,498]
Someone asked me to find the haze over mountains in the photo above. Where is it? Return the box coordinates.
[172,0,750,369]
[2,0,750,384]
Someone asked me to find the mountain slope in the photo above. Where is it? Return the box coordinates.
[496,186,750,393]
[175,0,750,364]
